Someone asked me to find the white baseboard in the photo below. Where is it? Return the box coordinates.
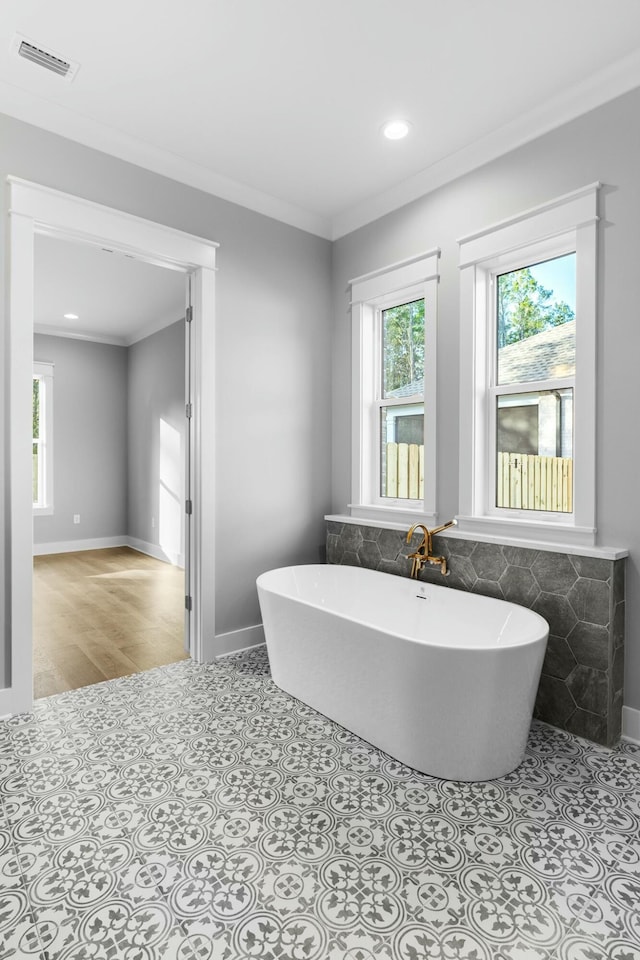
[622,705,640,744]
[215,624,265,659]
[126,537,184,568]
[33,536,127,556]
[32,535,184,567]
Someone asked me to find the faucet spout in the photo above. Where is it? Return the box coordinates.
[405,519,456,578]
[406,522,429,545]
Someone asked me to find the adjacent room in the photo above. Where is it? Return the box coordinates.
[1,3,640,959]
[32,234,189,696]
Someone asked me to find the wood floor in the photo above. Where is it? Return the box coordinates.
[33,547,188,699]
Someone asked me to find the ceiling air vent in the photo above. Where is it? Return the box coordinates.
[12,34,79,81]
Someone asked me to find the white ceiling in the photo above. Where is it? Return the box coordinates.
[34,234,186,344]
[2,1,640,240]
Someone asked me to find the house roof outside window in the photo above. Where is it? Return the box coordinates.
[387,320,576,398]
[498,320,576,383]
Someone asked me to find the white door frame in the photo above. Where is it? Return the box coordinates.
[3,176,218,717]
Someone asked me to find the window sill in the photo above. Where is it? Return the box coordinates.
[33,506,53,517]
[454,515,627,560]
[347,503,437,529]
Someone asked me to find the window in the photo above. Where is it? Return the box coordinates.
[458,183,598,547]
[33,362,53,515]
[380,299,425,500]
[493,251,576,514]
[350,250,439,525]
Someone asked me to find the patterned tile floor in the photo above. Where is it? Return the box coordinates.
[1,648,639,960]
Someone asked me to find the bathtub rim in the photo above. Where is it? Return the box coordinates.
[257,563,549,652]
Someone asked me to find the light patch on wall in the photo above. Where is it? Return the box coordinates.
[159,418,182,565]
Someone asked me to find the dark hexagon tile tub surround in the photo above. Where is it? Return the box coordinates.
[499,565,539,606]
[543,634,577,681]
[469,541,507,581]
[326,521,626,748]
[531,553,578,595]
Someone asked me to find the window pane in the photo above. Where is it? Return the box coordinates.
[496,388,573,512]
[380,404,424,499]
[382,299,425,398]
[33,377,40,439]
[497,253,576,385]
[33,441,39,505]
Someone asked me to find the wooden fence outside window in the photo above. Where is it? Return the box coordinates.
[384,442,424,500]
[497,451,573,513]
[384,443,573,513]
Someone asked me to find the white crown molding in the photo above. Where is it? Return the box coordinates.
[125,313,184,346]
[2,42,640,243]
[0,82,333,240]
[35,313,183,347]
[331,47,640,240]
[34,323,127,346]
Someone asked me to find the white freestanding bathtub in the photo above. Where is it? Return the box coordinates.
[256,564,549,782]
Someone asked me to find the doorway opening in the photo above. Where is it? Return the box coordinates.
[4,177,217,718]
[32,233,189,697]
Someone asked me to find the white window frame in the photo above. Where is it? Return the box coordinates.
[458,183,599,547]
[350,249,439,526]
[487,238,576,519]
[32,361,54,516]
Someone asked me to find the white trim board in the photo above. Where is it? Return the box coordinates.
[32,537,185,568]
[8,177,218,268]
[127,537,184,568]
[214,625,265,659]
[33,536,128,556]
[350,249,440,304]
[3,177,217,720]
[457,183,599,549]
[622,706,640,745]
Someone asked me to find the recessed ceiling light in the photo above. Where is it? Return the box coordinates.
[63,313,79,320]
[382,120,411,141]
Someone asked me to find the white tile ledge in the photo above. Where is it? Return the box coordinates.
[325,514,628,560]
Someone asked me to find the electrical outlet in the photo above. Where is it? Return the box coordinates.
[73,514,80,524]
[151,517,155,528]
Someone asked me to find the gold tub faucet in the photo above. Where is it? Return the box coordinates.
[406,519,457,578]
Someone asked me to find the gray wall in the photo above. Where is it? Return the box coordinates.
[331,87,640,712]
[127,320,185,563]
[1,111,333,685]
[34,320,186,563]
[33,335,128,544]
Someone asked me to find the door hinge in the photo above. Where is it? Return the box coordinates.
[185,595,192,612]
[185,305,193,323]
[185,499,193,515]
[185,402,192,419]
